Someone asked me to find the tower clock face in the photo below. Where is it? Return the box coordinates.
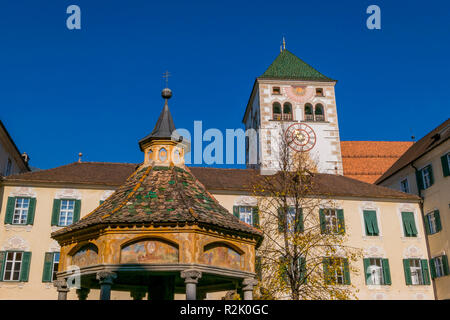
[285,123,317,152]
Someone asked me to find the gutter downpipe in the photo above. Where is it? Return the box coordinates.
[412,162,437,300]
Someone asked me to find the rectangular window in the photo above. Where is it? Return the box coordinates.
[324,209,339,234]
[3,252,22,281]
[401,211,418,237]
[272,87,281,95]
[427,212,437,234]
[324,258,349,285]
[12,197,30,225]
[315,88,324,96]
[238,206,253,226]
[434,256,445,278]
[363,210,379,236]
[400,178,410,193]
[421,165,433,189]
[59,199,75,226]
[286,207,295,232]
[441,152,450,177]
[366,258,384,285]
[52,253,60,281]
[410,259,424,285]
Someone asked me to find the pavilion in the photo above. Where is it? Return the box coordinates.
[51,88,262,300]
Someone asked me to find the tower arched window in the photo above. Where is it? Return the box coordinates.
[283,102,292,121]
[304,103,314,121]
[315,104,324,122]
[272,102,281,120]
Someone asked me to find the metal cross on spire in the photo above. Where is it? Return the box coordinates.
[162,70,171,88]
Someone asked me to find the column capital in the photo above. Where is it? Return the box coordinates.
[53,279,69,292]
[181,269,202,284]
[96,271,117,285]
[242,278,258,291]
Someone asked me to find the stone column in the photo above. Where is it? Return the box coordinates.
[242,278,258,300]
[130,289,146,300]
[181,269,202,300]
[76,288,90,300]
[96,271,117,300]
[53,279,70,300]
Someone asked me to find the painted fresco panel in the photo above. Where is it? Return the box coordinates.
[120,239,179,264]
[202,243,242,269]
[71,244,99,268]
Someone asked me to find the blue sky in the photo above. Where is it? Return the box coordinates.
[1,0,449,170]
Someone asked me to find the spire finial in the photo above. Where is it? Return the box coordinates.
[163,70,171,88]
[162,70,172,99]
[282,37,286,51]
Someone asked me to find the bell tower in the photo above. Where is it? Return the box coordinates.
[242,46,343,174]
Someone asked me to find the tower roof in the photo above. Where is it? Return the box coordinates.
[138,88,176,150]
[259,49,335,82]
[51,165,262,239]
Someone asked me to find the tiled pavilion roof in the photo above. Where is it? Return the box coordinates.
[51,164,262,238]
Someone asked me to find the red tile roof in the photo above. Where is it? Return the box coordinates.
[341,141,414,184]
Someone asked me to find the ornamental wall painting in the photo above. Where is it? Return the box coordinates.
[120,239,179,264]
[284,86,315,103]
[202,243,242,270]
[71,243,99,268]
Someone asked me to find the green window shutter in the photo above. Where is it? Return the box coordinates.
[319,209,326,234]
[409,213,418,236]
[428,165,434,186]
[26,198,36,225]
[279,256,288,284]
[232,206,239,218]
[382,259,391,285]
[296,208,304,233]
[364,211,378,236]
[343,259,351,285]
[252,206,260,228]
[278,208,285,233]
[442,255,449,276]
[401,212,411,236]
[298,257,307,284]
[363,258,371,284]
[4,197,16,224]
[424,215,431,235]
[337,209,345,234]
[415,171,424,191]
[20,252,32,282]
[42,252,54,282]
[51,199,61,226]
[402,212,417,236]
[429,258,437,279]
[421,259,431,285]
[255,256,262,280]
[322,258,331,285]
[403,259,412,285]
[0,251,6,281]
[73,200,81,223]
[371,212,379,235]
[441,154,450,177]
[434,210,442,232]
